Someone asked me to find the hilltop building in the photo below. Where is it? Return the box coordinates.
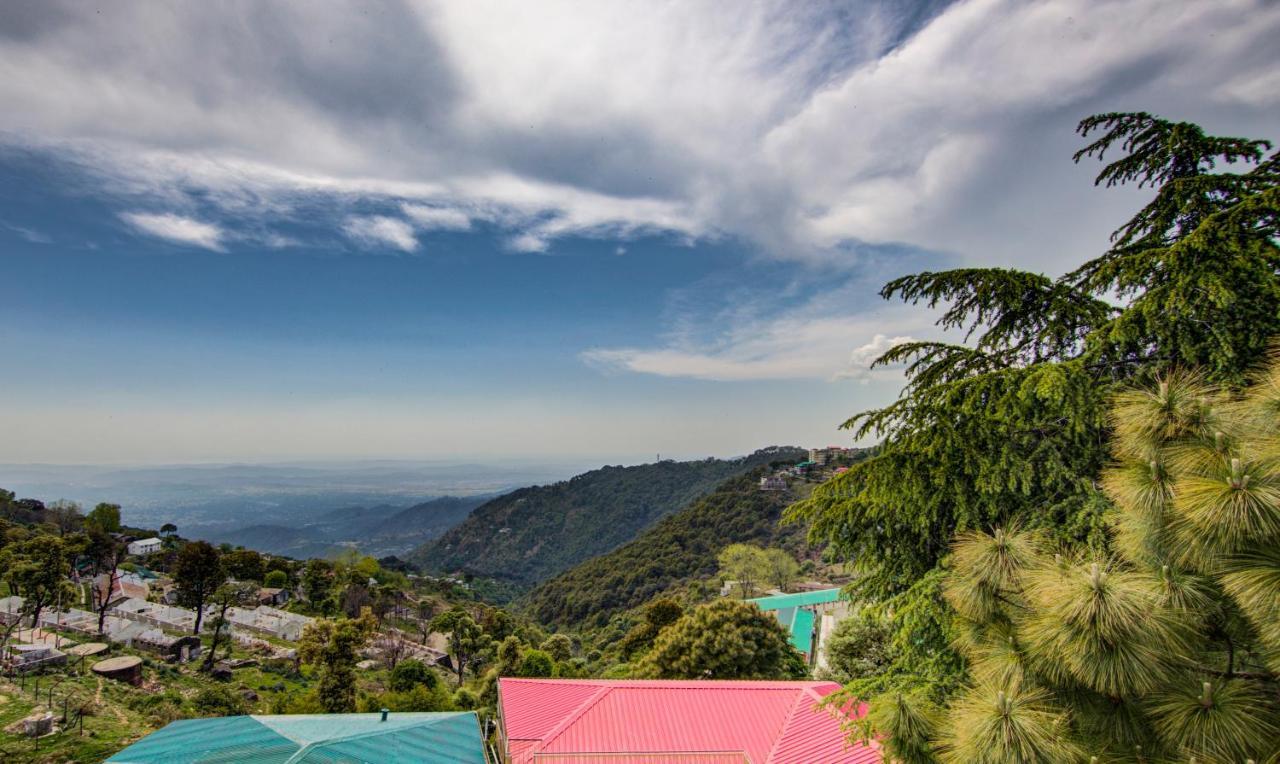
[808,446,855,466]
[497,678,878,763]
[759,474,787,491]
[106,711,488,763]
[126,537,163,556]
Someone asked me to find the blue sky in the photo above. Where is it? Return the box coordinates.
[2,0,1278,463]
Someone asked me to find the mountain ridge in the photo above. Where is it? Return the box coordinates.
[408,447,805,590]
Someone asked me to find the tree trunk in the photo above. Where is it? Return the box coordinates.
[193,593,204,635]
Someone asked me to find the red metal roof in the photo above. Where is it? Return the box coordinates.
[499,679,878,764]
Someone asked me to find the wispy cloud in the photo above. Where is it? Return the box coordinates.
[401,203,471,231]
[584,271,934,382]
[120,212,224,250]
[2,221,52,244]
[342,215,418,252]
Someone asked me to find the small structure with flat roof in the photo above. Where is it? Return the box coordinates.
[3,643,67,674]
[93,655,144,686]
[105,711,488,763]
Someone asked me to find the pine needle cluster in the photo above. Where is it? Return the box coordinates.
[869,366,1280,762]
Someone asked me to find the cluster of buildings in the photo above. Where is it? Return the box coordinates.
[107,678,879,763]
[0,590,316,665]
[759,446,859,491]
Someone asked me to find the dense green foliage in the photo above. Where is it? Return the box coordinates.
[871,365,1280,761]
[635,599,806,680]
[819,609,895,686]
[298,612,376,714]
[411,447,804,589]
[0,533,76,628]
[790,112,1280,695]
[521,466,805,628]
[430,607,492,686]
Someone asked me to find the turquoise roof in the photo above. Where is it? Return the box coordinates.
[790,606,815,654]
[747,588,844,611]
[106,712,487,764]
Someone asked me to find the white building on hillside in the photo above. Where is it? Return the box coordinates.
[127,537,163,556]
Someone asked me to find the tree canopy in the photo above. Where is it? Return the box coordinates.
[171,540,226,634]
[789,112,1280,693]
[635,599,806,680]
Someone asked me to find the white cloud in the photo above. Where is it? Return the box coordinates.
[0,0,1276,265]
[342,215,418,252]
[401,203,472,231]
[584,282,933,382]
[120,212,224,250]
[837,334,917,381]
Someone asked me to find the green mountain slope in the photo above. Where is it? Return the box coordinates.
[408,447,804,589]
[520,462,807,629]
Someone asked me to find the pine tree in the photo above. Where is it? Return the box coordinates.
[868,364,1280,761]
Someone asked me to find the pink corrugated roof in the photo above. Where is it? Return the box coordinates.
[499,679,877,764]
[530,756,748,763]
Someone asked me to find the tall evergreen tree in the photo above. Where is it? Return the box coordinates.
[789,113,1279,695]
[870,364,1280,761]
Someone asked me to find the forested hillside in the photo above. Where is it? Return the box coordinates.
[521,464,809,629]
[409,447,804,589]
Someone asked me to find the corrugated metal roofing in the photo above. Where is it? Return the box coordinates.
[499,679,877,764]
[747,588,844,611]
[106,711,488,763]
[530,756,748,763]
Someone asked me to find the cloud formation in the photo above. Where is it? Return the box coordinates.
[120,212,224,251]
[401,204,471,231]
[343,215,419,252]
[2,0,1276,265]
[3,0,1279,385]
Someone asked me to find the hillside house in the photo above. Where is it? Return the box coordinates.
[226,605,314,641]
[127,537,163,556]
[759,474,787,491]
[256,587,290,607]
[496,678,878,763]
[808,446,855,466]
[93,572,151,607]
[110,597,201,633]
[135,629,202,662]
